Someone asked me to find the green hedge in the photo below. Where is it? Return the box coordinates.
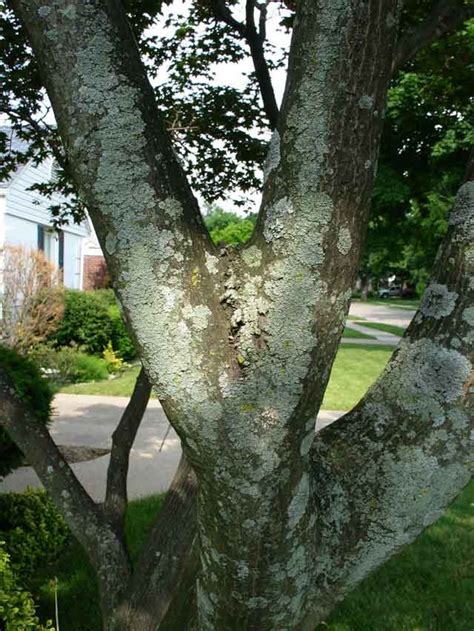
[0,490,68,581]
[52,290,113,354]
[52,290,136,359]
[0,543,54,631]
[0,346,53,478]
[29,345,109,385]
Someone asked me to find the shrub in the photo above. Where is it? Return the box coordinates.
[0,490,68,581]
[71,353,109,383]
[0,245,64,354]
[0,542,55,631]
[30,344,108,385]
[103,341,123,374]
[52,289,136,359]
[0,346,53,478]
[52,290,113,354]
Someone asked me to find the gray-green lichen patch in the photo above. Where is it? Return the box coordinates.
[358,95,374,110]
[205,251,219,275]
[420,283,458,319]
[263,129,281,182]
[371,339,471,427]
[263,197,294,244]
[241,245,262,268]
[287,473,310,529]
[159,196,183,220]
[337,226,352,255]
[105,231,117,255]
[37,5,51,17]
[462,306,474,326]
[60,5,76,19]
[449,181,473,238]
[385,12,397,28]
[182,304,212,331]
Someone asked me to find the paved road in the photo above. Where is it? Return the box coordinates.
[0,395,344,501]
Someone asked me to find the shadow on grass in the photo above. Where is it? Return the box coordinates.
[32,484,472,631]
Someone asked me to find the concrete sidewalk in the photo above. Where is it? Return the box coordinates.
[344,321,401,346]
[349,301,415,328]
[0,394,344,501]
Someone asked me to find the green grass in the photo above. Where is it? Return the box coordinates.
[342,326,376,340]
[61,347,392,412]
[322,345,393,410]
[359,297,419,310]
[61,364,146,396]
[33,495,165,631]
[30,483,473,631]
[358,321,406,337]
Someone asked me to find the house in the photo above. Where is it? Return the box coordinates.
[0,127,90,290]
[82,226,109,290]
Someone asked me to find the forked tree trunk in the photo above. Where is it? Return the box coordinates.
[5,1,472,629]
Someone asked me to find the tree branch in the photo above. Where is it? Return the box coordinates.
[308,168,473,619]
[244,0,279,129]
[104,366,151,535]
[0,370,132,615]
[12,0,232,441]
[209,0,246,36]
[126,454,198,629]
[392,0,474,73]
[209,0,279,128]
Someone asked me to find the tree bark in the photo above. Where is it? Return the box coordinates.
[7,0,473,629]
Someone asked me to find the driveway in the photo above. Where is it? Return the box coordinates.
[0,395,344,501]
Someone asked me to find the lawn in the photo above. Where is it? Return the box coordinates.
[358,321,406,337]
[342,326,376,339]
[322,344,393,410]
[356,297,419,310]
[61,364,146,396]
[32,482,473,631]
[62,346,394,411]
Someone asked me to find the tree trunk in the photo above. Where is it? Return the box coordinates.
[7,1,472,629]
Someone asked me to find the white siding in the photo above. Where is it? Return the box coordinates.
[4,214,38,249]
[5,157,88,238]
[63,232,83,289]
[1,157,90,290]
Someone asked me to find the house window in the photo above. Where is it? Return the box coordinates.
[37,225,45,251]
[58,230,64,269]
[37,225,53,261]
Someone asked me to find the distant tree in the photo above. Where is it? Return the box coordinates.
[361,17,473,292]
[204,206,256,245]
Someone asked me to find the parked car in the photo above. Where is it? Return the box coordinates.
[378,285,401,298]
